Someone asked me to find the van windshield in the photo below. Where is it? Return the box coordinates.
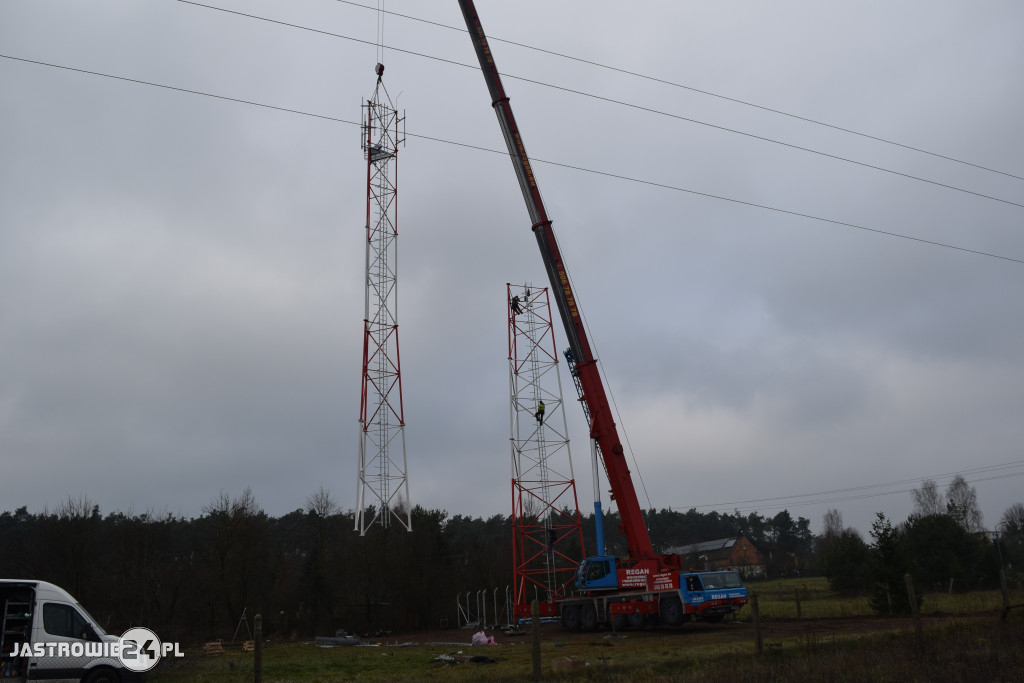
[76,603,108,636]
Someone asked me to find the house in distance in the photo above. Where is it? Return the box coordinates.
[665,536,766,579]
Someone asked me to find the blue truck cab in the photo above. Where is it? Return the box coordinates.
[574,556,619,590]
[679,570,748,622]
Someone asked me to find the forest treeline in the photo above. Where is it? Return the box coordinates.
[6,483,1018,638]
[816,478,1024,614]
[0,488,814,640]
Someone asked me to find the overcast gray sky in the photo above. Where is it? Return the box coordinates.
[3,0,1023,539]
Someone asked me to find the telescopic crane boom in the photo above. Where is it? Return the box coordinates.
[458,0,657,563]
[459,2,751,631]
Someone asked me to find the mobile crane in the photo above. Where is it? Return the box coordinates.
[458,0,748,630]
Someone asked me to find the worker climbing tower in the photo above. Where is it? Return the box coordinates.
[356,63,411,534]
[507,284,585,618]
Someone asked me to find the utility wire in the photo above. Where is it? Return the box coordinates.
[682,459,1024,512]
[331,0,1024,184]
[176,2,1024,212]
[720,469,1024,516]
[3,52,1023,267]
[0,54,361,126]
[699,460,1024,509]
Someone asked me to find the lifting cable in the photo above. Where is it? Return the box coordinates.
[375,0,384,66]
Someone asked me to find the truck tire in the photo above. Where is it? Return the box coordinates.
[579,603,598,632]
[659,596,684,627]
[561,605,581,632]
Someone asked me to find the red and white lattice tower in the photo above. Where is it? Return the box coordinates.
[507,283,585,618]
[356,64,411,534]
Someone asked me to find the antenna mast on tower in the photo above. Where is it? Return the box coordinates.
[356,61,411,534]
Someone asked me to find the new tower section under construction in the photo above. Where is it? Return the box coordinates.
[507,283,584,619]
[356,63,411,534]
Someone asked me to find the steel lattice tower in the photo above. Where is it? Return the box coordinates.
[507,283,584,619]
[356,64,411,534]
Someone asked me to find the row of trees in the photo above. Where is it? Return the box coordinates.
[8,478,1012,635]
[0,490,813,640]
[0,489,511,641]
[818,476,1024,613]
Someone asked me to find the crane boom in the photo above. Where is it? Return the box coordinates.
[458,0,654,561]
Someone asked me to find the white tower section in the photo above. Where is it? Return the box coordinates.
[356,64,411,534]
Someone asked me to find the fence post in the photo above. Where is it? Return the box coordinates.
[1000,569,1011,621]
[751,593,763,657]
[904,574,921,642]
[253,613,262,683]
[794,589,802,619]
[531,600,541,680]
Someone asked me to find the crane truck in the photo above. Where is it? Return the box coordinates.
[458,0,749,630]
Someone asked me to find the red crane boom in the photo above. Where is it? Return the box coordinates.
[458,0,656,563]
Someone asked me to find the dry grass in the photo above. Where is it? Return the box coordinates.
[148,580,1024,681]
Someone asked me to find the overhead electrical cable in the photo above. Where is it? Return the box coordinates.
[330,0,1024,183]
[3,52,1023,267]
[0,54,361,127]
[682,459,1024,512]
[717,469,1024,515]
[175,1,1024,212]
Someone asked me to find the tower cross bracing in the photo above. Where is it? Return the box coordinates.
[507,283,584,618]
[356,66,411,534]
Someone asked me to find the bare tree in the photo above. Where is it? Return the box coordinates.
[41,495,101,598]
[303,486,341,635]
[1000,502,1024,540]
[822,508,844,540]
[912,479,945,517]
[945,475,983,533]
[200,488,270,636]
[54,494,98,520]
[305,486,340,518]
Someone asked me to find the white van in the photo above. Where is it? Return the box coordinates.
[1,579,141,683]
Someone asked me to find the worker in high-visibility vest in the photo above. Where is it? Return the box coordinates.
[535,401,545,423]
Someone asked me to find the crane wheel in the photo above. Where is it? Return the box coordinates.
[659,597,684,627]
[579,604,598,632]
[561,605,581,632]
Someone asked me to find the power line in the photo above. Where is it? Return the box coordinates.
[3,52,1023,267]
[331,0,1024,184]
[0,54,361,127]
[720,469,1024,516]
[680,459,1024,513]
[695,459,1024,509]
[176,1,1024,212]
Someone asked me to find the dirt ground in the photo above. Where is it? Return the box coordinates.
[366,612,947,648]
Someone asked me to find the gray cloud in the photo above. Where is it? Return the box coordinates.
[2,0,1023,537]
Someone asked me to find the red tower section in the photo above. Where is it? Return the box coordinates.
[507,283,585,618]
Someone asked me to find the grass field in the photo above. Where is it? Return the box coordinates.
[751,576,1020,619]
[148,580,1024,681]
